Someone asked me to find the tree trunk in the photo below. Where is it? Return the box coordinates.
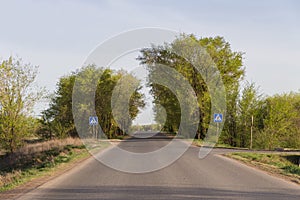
[10,126,15,153]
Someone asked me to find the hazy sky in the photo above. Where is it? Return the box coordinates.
[0,0,299,123]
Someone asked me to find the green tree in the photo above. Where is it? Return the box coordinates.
[138,34,245,142]
[110,72,145,135]
[41,65,145,139]
[0,57,43,152]
[152,85,181,134]
[255,93,300,149]
[95,69,119,138]
[39,74,76,139]
[96,69,145,138]
[236,82,263,148]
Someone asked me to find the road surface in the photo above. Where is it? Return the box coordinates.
[17,132,300,200]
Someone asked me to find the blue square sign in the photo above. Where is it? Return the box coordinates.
[89,116,98,126]
[214,113,223,123]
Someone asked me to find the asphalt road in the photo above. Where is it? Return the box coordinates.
[17,132,300,200]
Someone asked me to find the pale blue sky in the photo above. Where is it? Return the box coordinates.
[0,0,299,121]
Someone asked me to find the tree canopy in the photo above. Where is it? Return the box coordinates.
[0,57,43,152]
[138,34,245,141]
[1,33,300,153]
[40,65,145,139]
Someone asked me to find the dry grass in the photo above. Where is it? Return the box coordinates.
[0,138,83,169]
[0,170,22,188]
[0,137,86,190]
[17,138,83,156]
[0,138,82,168]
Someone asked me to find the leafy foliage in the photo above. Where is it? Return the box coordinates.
[138,34,245,140]
[234,82,263,148]
[39,65,145,139]
[254,93,300,149]
[0,57,43,152]
[2,33,300,153]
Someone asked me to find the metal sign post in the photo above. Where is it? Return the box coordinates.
[214,113,223,137]
[89,116,98,139]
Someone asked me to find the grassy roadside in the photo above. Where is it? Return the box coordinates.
[224,152,300,184]
[0,139,95,192]
[191,139,249,150]
[163,136,248,150]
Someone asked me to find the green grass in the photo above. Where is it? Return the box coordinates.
[191,139,249,149]
[227,152,300,177]
[0,145,90,192]
[192,139,203,146]
[283,165,300,175]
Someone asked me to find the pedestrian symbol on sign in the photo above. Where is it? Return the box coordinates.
[214,114,223,123]
[89,116,98,126]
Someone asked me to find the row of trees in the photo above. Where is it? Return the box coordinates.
[0,33,299,152]
[131,124,161,132]
[224,82,300,149]
[138,34,300,149]
[0,59,145,152]
[138,35,244,141]
[39,66,145,140]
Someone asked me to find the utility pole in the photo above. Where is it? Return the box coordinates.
[250,115,253,149]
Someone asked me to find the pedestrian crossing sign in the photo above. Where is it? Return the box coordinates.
[214,113,223,123]
[89,116,98,126]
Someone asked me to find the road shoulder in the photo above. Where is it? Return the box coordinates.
[221,153,300,186]
[0,150,92,200]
